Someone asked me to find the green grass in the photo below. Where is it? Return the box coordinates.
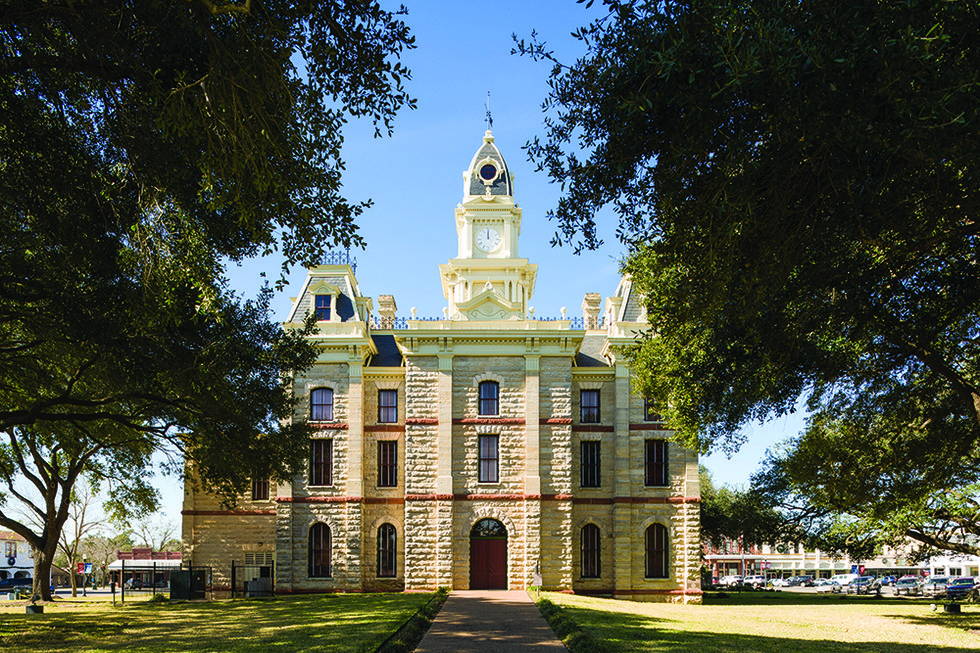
[0,591,438,652]
[539,590,980,652]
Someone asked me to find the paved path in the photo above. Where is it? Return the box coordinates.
[414,590,567,652]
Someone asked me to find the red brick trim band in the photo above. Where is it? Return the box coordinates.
[364,424,405,432]
[613,496,701,504]
[453,418,527,425]
[405,418,439,425]
[629,423,670,430]
[571,425,615,432]
[181,510,276,516]
[540,418,573,425]
[310,422,349,430]
[269,494,699,505]
[612,588,704,596]
[277,496,359,503]
[404,494,455,501]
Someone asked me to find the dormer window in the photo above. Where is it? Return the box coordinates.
[315,295,331,321]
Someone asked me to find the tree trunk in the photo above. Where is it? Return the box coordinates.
[31,549,54,602]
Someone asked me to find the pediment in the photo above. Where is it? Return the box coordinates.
[454,288,523,321]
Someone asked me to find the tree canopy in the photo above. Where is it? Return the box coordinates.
[524,0,980,554]
[1,0,415,598]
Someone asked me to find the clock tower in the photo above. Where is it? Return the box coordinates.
[439,131,538,320]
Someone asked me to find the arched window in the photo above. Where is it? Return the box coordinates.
[311,388,334,422]
[377,524,397,578]
[309,523,332,578]
[478,381,499,416]
[581,523,601,578]
[645,523,669,579]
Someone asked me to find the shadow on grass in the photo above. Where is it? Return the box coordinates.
[539,595,980,653]
[1,592,435,653]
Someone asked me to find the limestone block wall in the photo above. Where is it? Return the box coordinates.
[295,362,350,424]
[182,467,278,590]
[184,513,276,590]
[540,500,573,589]
[280,502,357,592]
[404,359,439,494]
[404,499,439,590]
[362,506,405,591]
[571,506,615,593]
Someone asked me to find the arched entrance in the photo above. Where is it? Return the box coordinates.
[470,518,507,589]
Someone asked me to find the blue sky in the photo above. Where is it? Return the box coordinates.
[154,1,805,527]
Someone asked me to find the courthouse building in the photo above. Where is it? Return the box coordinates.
[182,131,701,602]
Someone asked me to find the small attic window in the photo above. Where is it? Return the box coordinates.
[315,295,331,321]
[479,163,498,182]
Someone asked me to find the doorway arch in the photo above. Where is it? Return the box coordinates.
[470,518,507,589]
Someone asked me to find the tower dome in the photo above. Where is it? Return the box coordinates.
[464,130,513,198]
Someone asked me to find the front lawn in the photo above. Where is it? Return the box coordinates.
[0,592,437,652]
[540,590,980,652]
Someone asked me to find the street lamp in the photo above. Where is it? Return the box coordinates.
[82,555,87,597]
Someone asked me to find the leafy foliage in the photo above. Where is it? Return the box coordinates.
[0,0,415,598]
[523,0,980,554]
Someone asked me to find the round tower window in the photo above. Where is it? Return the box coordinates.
[479,163,498,181]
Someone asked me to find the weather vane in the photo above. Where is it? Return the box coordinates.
[485,91,493,130]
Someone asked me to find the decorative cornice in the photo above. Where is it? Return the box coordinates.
[540,418,572,425]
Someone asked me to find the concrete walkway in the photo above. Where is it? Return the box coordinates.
[414,590,567,652]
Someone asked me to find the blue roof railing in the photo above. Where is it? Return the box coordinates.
[320,250,357,274]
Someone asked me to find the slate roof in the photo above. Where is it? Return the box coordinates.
[575,333,609,367]
[369,334,403,367]
[466,131,513,197]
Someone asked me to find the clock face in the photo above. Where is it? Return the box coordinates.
[475,227,502,252]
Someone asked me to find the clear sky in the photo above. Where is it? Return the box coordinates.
[151,1,806,528]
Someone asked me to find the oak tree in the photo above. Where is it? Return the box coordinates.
[1,0,415,598]
[523,0,980,553]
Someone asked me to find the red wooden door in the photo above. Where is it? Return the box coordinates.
[470,538,507,589]
[487,538,507,589]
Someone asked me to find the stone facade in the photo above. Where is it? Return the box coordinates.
[182,131,701,602]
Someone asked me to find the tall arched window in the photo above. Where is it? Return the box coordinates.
[377,524,397,578]
[478,381,499,416]
[309,523,332,578]
[581,523,601,578]
[645,523,669,579]
[311,388,334,422]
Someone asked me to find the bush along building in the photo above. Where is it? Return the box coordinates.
[182,131,701,602]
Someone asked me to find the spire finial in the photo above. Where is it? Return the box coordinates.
[485,91,493,131]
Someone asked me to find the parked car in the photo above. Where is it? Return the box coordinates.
[770,577,789,587]
[846,576,882,595]
[786,575,814,587]
[880,575,897,586]
[718,575,744,587]
[945,577,977,601]
[921,577,950,599]
[743,575,767,588]
[124,577,143,590]
[0,577,33,588]
[829,573,858,593]
[816,580,840,593]
[892,577,923,596]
